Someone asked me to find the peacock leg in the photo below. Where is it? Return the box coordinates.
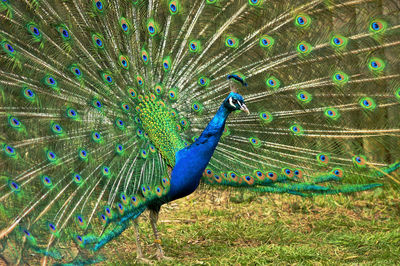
[149,208,171,260]
[133,219,152,264]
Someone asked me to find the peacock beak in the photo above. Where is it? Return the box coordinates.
[239,103,250,115]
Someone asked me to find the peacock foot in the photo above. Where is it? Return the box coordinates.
[136,256,153,264]
[153,250,173,261]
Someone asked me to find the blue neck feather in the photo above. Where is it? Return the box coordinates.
[167,103,231,201]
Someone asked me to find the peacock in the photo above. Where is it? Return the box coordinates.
[0,0,400,264]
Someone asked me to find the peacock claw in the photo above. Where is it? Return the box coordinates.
[136,257,153,264]
[155,251,173,261]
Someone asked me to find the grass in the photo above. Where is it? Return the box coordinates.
[104,186,400,265]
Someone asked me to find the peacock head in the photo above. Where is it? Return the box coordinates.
[224,92,250,114]
[224,74,249,114]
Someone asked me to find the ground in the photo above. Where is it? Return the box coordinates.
[104,186,400,265]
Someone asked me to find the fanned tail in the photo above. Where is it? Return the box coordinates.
[188,0,400,195]
[0,0,399,264]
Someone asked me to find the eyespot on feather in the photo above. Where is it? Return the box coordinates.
[317,153,330,165]
[115,118,125,130]
[290,124,303,135]
[242,175,255,185]
[147,19,158,36]
[331,168,344,178]
[369,19,387,34]
[162,56,171,71]
[265,76,281,89]
[368,57,385,72]
[136,76,144,87]
[22,87,36,101]
[294,169,304,179]
[225,36,239,48]
[259,35,274,48]
[296,41,312,55]
[266,171,278,181]
[141,49,149,64]
[188,40,201,53]
[119,17,130,33]
[352,155,367,168]
[92,34,104,49]
[249,0,263,7]
[296,90,312,103]
[282,168,294,178]
[330,35,348,50]
[324,107,340,120]
[119,55,130,69]
[253,170,266,181]
[332,71,349,86]
[359,97,376,111]
[169,1,180,14]
[295,14,311,28]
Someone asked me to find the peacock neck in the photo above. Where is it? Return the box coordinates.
[197,104,231,146]
[167,103,232,201]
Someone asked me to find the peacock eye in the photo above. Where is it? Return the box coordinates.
[231,99,238,104]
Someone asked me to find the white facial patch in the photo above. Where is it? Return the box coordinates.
[229,97,236,108]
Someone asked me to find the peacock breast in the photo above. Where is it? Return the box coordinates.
[137,94,186,166]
